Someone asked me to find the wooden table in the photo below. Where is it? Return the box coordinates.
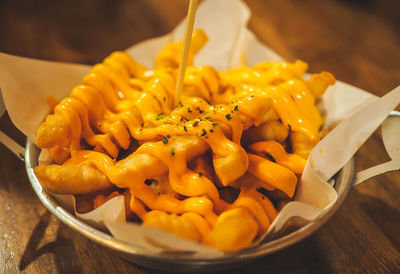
[1,0,400,272]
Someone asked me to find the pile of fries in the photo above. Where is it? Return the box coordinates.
[34,29,335,251]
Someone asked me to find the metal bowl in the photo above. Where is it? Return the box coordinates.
[25,140,354,272]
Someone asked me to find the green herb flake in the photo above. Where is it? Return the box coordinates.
[200,129,207,137]
[212,122,218,127]
[198,172,203,177]
[225,114,231,120]
[179,101,183,107]
[144,179,156,186]
[265,153,276,162]
[234,105,239,111]
[183,125,188,132]
[209,129,214,133]
[162,137,168,144]
[187,108,192,113]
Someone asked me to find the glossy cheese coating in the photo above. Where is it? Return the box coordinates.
[34,29,335,251]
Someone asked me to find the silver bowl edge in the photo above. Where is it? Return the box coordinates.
[25,140,354,272]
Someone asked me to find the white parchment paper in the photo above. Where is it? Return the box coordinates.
[1,0,399,256]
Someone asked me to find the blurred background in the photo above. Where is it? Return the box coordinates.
[0,0,400,273]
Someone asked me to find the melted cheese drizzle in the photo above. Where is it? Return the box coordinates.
[36,39,335,249]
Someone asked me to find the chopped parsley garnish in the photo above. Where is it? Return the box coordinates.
[209,129,214,133]
[225,114,231,120]
[179,101,183,107]
[198,172,203,177]
[200,129,207,137]
[196,106,204,114]
[183,125,188,132]
[234,105,239,111]
[162,137,168,144]
[144,179,156,186]
[212,122,218,127]
[166,134,170,138]
[265,153,276,162]
[187,108,192,113]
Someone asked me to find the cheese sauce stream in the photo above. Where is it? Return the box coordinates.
[36,49,335,248]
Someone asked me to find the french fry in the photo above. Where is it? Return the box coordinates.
[34,29,335,250]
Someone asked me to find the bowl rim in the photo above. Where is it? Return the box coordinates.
[25,140,354,264]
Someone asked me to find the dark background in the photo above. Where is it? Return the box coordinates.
[0,0,400,273]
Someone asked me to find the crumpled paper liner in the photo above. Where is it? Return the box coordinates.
[1,0,399,256]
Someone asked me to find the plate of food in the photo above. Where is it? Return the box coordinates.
[0,0,399,272]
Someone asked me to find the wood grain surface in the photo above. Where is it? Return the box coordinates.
[1,0,400,273]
